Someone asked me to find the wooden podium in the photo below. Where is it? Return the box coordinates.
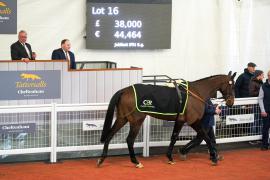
[0,60,142,105]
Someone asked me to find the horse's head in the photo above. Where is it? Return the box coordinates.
[218,71,237,107]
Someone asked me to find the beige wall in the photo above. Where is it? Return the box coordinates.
[0,0,270,80]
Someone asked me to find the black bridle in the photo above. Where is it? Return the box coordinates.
[217,79,235,103]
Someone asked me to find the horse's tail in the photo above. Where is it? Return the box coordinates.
[100,89,124,143]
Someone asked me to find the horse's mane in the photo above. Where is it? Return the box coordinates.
[192,74,227,82]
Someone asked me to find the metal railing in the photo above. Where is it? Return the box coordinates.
[0,98,265,162]
[0,103,145,163]
[76,61,117,70]
[143,75,178,85]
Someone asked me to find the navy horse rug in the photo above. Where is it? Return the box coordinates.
[132,81,188,115]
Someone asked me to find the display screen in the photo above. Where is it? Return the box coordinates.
[86,0,172,49]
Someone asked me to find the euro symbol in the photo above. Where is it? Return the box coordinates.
[95,20,100,27]
[95,31,100,38]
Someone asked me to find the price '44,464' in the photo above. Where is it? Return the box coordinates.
[114,31,142,39]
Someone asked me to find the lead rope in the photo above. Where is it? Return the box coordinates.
[178,83,219,108]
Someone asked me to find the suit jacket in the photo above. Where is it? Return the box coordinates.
[51,48,76,69]
[11,41,34,60]
[201,99,216,128]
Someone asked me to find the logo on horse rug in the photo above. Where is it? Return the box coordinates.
[132,81,188,115]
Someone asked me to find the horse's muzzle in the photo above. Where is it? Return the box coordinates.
[225,97,234,107]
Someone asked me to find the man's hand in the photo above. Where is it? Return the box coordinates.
[22,58,30,63]
[261,112,268,117]
[32,52,36,60]
[215,106,222,115]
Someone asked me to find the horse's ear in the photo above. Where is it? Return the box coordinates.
[228,71,232,76]
[232,72,237,80]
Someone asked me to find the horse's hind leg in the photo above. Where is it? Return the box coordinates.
[190,121,218,165]
[166,120,184,164]
[97,118,127,167]
[126,117,145,168]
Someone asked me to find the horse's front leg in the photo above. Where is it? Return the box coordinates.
[166,120,184,164]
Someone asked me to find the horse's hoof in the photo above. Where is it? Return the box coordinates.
[97,158,103,167]
[136,163,144,168]
[180,154,187,161]
[168,161,175,165]
[211,160,218,166]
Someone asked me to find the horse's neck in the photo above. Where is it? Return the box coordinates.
[190,76,226,100]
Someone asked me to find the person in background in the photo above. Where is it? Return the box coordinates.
[51,39,76,69]
[180,99,222,162]
[249,70,264,140]
[258,70,270,150]
[10,30,36,63]
[249,70,264,97]
[235,62,256,98]
[9,30,36,153]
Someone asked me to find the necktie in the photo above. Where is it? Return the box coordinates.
[65,51,70,61]
[23,43,31,59]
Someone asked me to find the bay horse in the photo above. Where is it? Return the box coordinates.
[97,72,236,168]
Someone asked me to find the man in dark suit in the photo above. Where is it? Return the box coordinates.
[10,30,36,62]
[51,39,76,69]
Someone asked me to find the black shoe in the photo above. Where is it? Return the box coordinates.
[209,154,223,160]
[217,155,224,161]
[210,151,219,165]
[261,147,269,151]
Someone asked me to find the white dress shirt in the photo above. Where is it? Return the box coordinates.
[62,49,70,60]
[21,42,31,59]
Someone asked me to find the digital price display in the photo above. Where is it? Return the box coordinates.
[86,0,172,49]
